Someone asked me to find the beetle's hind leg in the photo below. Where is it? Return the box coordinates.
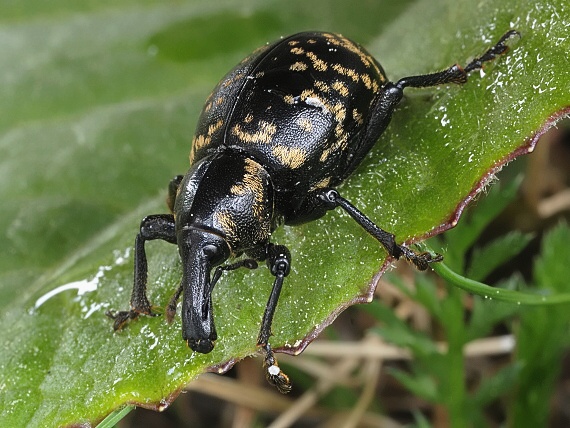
[316,189,442,270]
[106,214,177,330]
[395,30,520,90]
[257,244,292,394]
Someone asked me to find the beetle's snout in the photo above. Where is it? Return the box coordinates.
[187,338,215,354]
[179,229,230,354]
[182,292,218,354]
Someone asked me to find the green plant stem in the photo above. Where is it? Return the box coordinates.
[96,405,134,428]
[427,258,570,305]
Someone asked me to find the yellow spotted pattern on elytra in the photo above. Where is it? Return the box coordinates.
[231,121,277,144]
[271,145,308,170]
[289,61,308,72]
[297,117,313,133]
[189,118,224,164]
[323,33,384,78]
[309,176,332,191]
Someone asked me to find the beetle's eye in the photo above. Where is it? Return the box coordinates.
[202,241,229,266]
[202,244,219,259]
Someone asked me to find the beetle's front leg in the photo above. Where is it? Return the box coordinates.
[316,188,442,270]
[107,214,177,330]
[258,244,292,394]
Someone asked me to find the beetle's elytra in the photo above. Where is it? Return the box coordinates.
[108,30,519,393]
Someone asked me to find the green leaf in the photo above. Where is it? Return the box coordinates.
[387,368,439,402]
[465,277,522,341]
[533,222,570,295]
[1,0,568,426]
[412,410,433,428]
[386,271,443,319]
[473,362,522,408]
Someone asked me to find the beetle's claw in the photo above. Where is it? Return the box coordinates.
[266,366,292,394]
[166,298,179,323]
[106,308,158,331]
[165,305,177,324]
[262,344,292,394]
[106,310,137,330]
[398,247,443,271]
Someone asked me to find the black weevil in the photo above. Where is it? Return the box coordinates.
[108,30,519,393]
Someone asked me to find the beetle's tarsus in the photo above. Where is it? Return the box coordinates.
[398,247,443,271]
[464,30,520,73]
[262,343,292,394]
[106,310,135,330]
[105,308,158,331]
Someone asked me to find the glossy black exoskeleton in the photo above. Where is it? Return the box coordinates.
[108,30,519,393]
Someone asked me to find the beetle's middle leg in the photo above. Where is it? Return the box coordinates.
[315,188,442,270]
[107,214,177,330]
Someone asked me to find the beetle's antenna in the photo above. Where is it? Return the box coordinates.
[166,259,258,324]
[209,259,259,293]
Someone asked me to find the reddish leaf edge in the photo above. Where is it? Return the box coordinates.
[277,106,570,357]
[80,106,569,426]
[431,107,570,235]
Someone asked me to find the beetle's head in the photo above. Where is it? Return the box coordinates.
[173,152,275,353]
[178,227,230,353]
